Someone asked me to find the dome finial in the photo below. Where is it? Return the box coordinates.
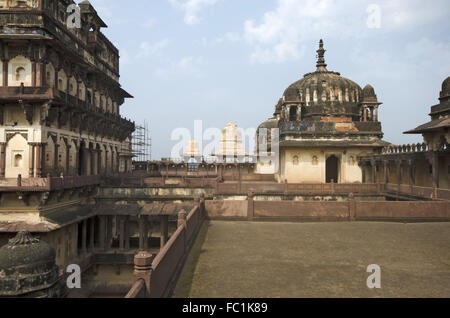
[316,39,327,71]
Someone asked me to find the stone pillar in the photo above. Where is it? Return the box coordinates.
[247,192,254,221]
[82,219,87,254]
[431,151,439,190]
[89,218,95,250]
[28,143,35,177]
[144,217,150,250]
[66,144,71,175]
[105,148,109,175]
[371,160,376,183]
[99,216,106,251]
[97,149,102,175]
[0,142,6,178]
[119,216,125,250]
[90,148,95,176]
[35,143,43,178]
[54,143,59,174]
[125,216,130,249]
[106,216,113,249]
[139,216,145,250]
[40,143,46,177]
[374,106,379,122]
[160,215,168,249]
[409,161,415,186]
[383,160,389,184]
[2,60,8,86]
[38,62,46,87]
[31,61,37,87]
[396,160,402,185]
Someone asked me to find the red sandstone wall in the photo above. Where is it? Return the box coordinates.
[254,201,350,219]
[205,200,248,218]
[355,201,449,219]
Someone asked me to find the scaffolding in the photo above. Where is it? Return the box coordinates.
[132,120,152,162]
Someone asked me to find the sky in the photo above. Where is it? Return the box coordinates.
[86,0,450,160]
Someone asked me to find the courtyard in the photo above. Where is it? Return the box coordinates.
[174,221,450,298]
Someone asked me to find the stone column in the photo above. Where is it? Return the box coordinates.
[66,144,71,176]
[431,151,439,190]
[125,216,130,250]
[2,60,8,86]
[28,143,35,178]
[139,216,145,250]
[374,106,379,122]
[247,192,254,221]
[90,148,95,176]
[106,216,113,249]
[383,160,389,184]
[371,159,376,183]
[82,219,87,254]
[409,161,415,186]
[98,216,106,251]
[31,61,37,87]
[0,142,6,178]
[35,143,43,178]
[160,215,168,249]
[40,143,46,177]
[89,218,95,250]
[54,143,59,174]
[119,216,125,250]
[396,160,402,189]
[97,149,102,175]
[104,148,109,175]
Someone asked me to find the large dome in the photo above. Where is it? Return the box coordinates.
[282,40,363,107]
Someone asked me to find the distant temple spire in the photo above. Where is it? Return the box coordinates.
[316,39,327,71]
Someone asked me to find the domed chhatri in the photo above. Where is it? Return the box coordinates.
[0,231,64,298]
[255,39,388,183]
[282,39,364,109]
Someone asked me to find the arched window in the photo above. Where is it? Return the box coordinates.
[14,154,23,167]
[293,155,299,166]
[15,67,25,82]
[289,106,298,122]
[312,156,319,166]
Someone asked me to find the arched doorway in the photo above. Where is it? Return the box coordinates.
[326,155,339,183]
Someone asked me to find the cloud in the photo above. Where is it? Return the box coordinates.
[137,39,170,58]
[243,0,450,64]
[168,0,219,25]
[201,32,241,46]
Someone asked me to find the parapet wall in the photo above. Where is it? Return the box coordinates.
[205,199,450,222]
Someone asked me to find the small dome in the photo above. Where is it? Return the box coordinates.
[258,117,279,130]
[440,76,450,99]
[0,231,61,297]
[362,84,376,98]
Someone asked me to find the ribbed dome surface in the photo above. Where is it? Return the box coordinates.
[282,40,362,106]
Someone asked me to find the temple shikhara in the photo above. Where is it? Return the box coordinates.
[0,0,449,299]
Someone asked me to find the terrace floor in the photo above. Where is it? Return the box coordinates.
[173,221,450,298]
